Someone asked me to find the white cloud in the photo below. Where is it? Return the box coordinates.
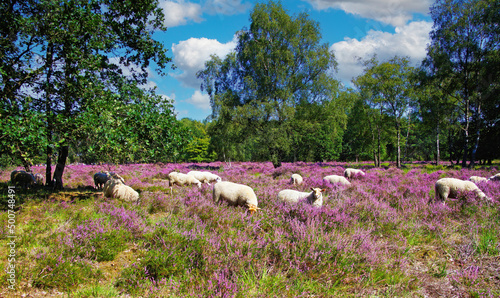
[171,35,238,88]
[305,0,431,27]
[330,21,432,84]
[204,0,251,16]
[159,1,203,27]
[185,90,211,110]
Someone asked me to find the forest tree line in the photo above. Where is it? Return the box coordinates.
[1,0,499,186]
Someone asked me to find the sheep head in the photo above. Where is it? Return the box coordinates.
[247,203,261,215]
[310,187,325,201]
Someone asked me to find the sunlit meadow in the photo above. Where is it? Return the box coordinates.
[0,162,499,297]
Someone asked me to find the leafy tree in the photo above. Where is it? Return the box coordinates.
[353,56,416,168]
[341,94,383,163]
[1,0,176,187]
[198,1,338,167]
[179,119,215,162]
[423,0,500,167]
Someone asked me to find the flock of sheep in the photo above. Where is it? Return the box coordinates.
[9,170,43,189]
[9,167,498,211]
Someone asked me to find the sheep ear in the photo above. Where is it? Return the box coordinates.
[310,187,314,191]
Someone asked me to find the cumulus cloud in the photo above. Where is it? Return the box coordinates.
[330,21,432,84]
[304,0,431,27]
[159,1,203,27]
[171,35,238,88]
[185,90,211,110]
[204,0,251,16]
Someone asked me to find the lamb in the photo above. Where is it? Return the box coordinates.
[94,171,125,189]
[187,170,221,185]
[213,181,260,214]
[323,175,351,186]
[344,168,365,179]
[469,176,488,184]
[10,170,35,189]
[278,188,325,208]
[103,178,138,202]
[488,173,500,181]
[168,172,202,188]
[290,173,303,185]
[432,178,490,203]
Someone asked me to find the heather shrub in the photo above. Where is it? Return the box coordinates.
[32,253,101,290]
[115,225,205,295]
[66,218,130,262]
[2,162,499,297]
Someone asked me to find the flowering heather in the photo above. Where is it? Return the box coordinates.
[1,161,499,297]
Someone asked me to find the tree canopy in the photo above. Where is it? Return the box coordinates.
[1,0,182,187]
[198,0,344,167]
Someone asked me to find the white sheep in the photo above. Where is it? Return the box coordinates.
[103,178,138,202]
[213,181,260,214]
[323,175,351,186]
[290,173,303,185]
[469,176,488,184]
[488,173,500,181]
[187,170,221,185]
[112,184,139,202]
[278,188,325,208]
[344,168,365,178]
[103,178,124,198]
[432,178,490,203]
[168,172,202,188]
[10,170,35,189]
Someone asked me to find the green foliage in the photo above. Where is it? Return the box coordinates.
[179,119,216,162]
[32,253,102,290]
[198,1,339,164]
[0,0,184,171]
[116,226,205,294]
[423,0,500,167]
[476,228,499,256]
[72,284,120,298]
[353,56,417,167]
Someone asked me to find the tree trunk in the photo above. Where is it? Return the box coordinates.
[52,145,69,190]
[469,102,481,167]
[377,127,381,168]
[45,42,54,187]
[461,94,470,168]
[436,121,440,165]
[396,122,401,168]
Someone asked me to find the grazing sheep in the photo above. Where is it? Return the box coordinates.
[112,184,139,202]
[344,168,365,179]
[290,173,303,185]
[94,171,110,189]
[34,173,44,185]
[432,178,490,203]
[213,181,260,214]
[168,172,202,188]
[323,175,351,186]
[488,173,500,181]
[103,178,124,198]
[103,178,138,202]
[10,170,35,189]
[94,171,125,189]
[469,176,488,184]
[278,188,325,208]
[187,170,222,185]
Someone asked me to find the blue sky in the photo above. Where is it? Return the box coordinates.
[145,0,433,120]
